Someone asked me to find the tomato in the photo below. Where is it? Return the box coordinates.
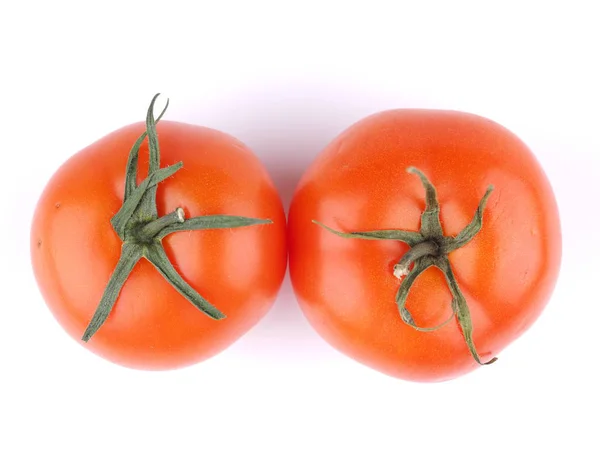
[31,96,287,370]
[288,109,561,382]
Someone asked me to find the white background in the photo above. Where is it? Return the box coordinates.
[1,1,599,449]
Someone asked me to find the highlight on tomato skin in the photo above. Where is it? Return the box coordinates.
[288,108,561,382]
[30,95,287,370]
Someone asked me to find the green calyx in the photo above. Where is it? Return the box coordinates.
[82,94,272,342]
[314,167,497,365]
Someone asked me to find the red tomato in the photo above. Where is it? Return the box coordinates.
[288,109,561,382]
[31,97,287,370]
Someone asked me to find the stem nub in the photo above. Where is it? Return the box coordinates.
[137,208,185,242]
[393,240,439,278]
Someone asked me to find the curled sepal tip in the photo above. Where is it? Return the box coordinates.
[394,258,455,333]
[444,185,494,253]
[440,258,497,365]
[406,166,443,238]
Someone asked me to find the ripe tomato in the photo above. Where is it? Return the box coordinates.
[288,109,561,382]
[31,96,287,370]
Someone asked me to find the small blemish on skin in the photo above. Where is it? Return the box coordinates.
[37,239,42,248]
[55,202,61,208]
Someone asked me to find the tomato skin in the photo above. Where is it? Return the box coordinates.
[288,109,561,382]
[31,121,287,370]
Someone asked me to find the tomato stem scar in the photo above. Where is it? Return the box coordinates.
[314,167,497,366]
[81,94,272,342]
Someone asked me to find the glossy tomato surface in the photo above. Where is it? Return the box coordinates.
[288,110,561,382]
[31,121,287,370]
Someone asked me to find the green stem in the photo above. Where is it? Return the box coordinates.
[393,240,439,278]
[124,98,170,202]
[137,208,185,242]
